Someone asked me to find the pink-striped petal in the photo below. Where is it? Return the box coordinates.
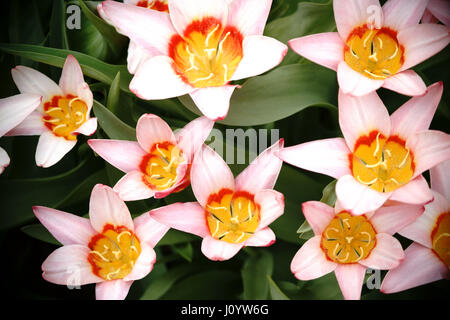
[382,0,428,30]
[150,202,210,238]
[59,55,85,96]
[338,89,391,152]
[95,279,133,300]
[123,243,156,281]
[254,189,285,230]
[5,111,46,136]
[334,263,367,300]
[427,0,450,26]
[175,116,214,162]
[89,184,134,233]
[42,245,103,286]
[201,236,243,261]
[33,206,96,246]
[136,113,176,152]
[370,203,425,235]
[227,0,271,36]
[245,227,276,247]
[88,139,146,173]
[359,233,404,270]
[35,131,77,168]
[127,40,152,75]
[231,35,287,81]
[133,213,170,248]
[191,144,235,207]
[74,118,97,136]
[236,139,284,195]
[338,61,384,96]
[0,93,42,137]
[381,243,449,294]
[113,171,155,201]
[302,201,336,236]
[288,32,345,71]
[291,236,337,281]
[431,160,450,200]
[389,175,433,205]
[0,147,9,174]
[189,85,237,121]
[276,138,351,179]
[77,83,93,112]
[382,70,426,96]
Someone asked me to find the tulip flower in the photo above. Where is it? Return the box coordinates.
[150,140,285,261]
[8,55,97,167]
[88,114,213,201]
[291,200,423,300]
[277,82,450,214]
[422,0,449,26]
[0,93,42,173]
[100,0,287,120]
[289,0,449,96]
[381,160,450,294]
[33,184,168,300]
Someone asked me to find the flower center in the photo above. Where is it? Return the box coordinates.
[136,0,168,12]
[88,225,141,280]
[344,26,404,80]
[42,95,88,141]
[169,17,243,88]
[205,189,260,244]
[431,212,450,268]
[321,212,377,264]
[350,131,414,193]
[140,142,185,191]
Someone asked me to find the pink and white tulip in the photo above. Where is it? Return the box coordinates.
[422,0,450,26]
[289,0,449,96]
[150,140,285,261]
[88,114,213,201]
[291,200,423,300]
[34,184,168,300]
[100,0,287,120]
[277,82,450,214]
[8,55,97,168]
[381,160,450,294]
[0,93,42,173]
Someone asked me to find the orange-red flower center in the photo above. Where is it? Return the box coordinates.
[431,212,450,267]
[136,0,169,12]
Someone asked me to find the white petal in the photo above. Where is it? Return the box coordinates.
[11,66,62,102]
[0,93,42,137]
[189,86,237,121]
[35,131,77,168]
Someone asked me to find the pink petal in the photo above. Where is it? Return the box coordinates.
[168,0,228,35]
[399,190,450,248]
[123,243,156,281]
[231,35,287,81]
[76,83,93,112]
[390,82,443,140]
[201,236,243,261]
[407,130,450,178]
[288,32,344,71]
[399,23,450,71]
[276,137,351,179]
[389,175,433,205]
[227,0,271,36]
[175,116,214,163]
[59,55,85,96]
[337,61,384,97]
[359,233,405,270]
[89,184,134,233]
[336,175,391,215]
[74,118,97,136]
[236,139,284,195]
[0,147,9,174]
[302,201,336,236]
[127,40,152,75]
[95,279,133,300]
[290,236,337,281]
[5,111,46,136]
[338,89,391,152]
[382,0,428,31]
[100,1,175,56]
[150,202,209,238]
[370,203,425,235]
[191,144,235,207]
[35,131,77,168]
[33,206,96,246]
[421,9,439,24]
[136,113,176,152]
[133,213,170,248]
[88,139,146,173]
[381,70,426,97]
[130,56,194,100]
[427,0,450,26]
[254,189,285,230]
[245,227,276,247]
[11,66,62,102]
[380,243,449,294]
[189,85,237,121]
[113,171,155,201]
[42,245,103,286]
[0,93,42,137]
[334,263,367,300]
[333,0,383,40]
[431,160,450,199]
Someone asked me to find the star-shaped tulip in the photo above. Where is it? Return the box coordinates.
[8,55,97,167]
[277,82,450,214]
[0,93,42,173]
[100,0,287,120]
[34,184,168,300]
[381,160,450,294]
[88,114,213,201]
[422,0,449,26]
[150,140,285,261]
[291,200,424,300]
[289,0,449,96]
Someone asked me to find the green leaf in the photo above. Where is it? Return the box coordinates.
[21,224,60,246]
[156,229,198,246]
[106,71,121,114]
[49,0,69,50]
[171,242,193,262]
[267,275,290,300]
[93,100,136,140]
[297,219,314,240]
[242,250,274,300]
[320,179,337,207]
